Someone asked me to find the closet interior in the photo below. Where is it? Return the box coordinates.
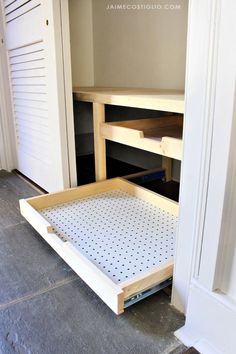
[69,0,188,202]
[20,0,189,314]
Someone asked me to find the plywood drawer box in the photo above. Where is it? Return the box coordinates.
[20,178,178,314]
[100,115,183,160]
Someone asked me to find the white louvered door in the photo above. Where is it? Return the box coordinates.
[2,0,75,192]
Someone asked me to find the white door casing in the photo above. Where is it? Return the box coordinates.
[0,8,16,171]
[173,0,236,353]
[1,0,76,191]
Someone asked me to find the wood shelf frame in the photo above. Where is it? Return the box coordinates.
[100,115,183,161]
[73,87,185,113]
[73,87,185,181]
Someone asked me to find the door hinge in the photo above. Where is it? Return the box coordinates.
[46,19,49,26]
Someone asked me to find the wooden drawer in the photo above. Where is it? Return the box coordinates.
[20,178,178,314]
[100,115,183,160]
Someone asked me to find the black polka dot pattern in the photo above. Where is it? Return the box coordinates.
[41,189,178,284]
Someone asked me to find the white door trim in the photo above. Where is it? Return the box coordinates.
[173,0,236,352]
[59,0,77,187]
[0,3,16,171]
[172,0,222,313]
[176,280,236,354]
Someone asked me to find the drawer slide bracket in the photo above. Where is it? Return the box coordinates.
[124,278,172,309]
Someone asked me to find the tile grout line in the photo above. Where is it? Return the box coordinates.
[0,220,27,231]
[0,275,78,311]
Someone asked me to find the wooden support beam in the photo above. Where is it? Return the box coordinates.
[93,102,106,181]
[162,156,172,182]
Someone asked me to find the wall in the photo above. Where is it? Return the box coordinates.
[92,0,188,89]
[68,0,188,89]
[69,0,94,86]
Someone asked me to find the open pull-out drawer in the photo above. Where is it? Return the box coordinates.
[20,178,178,314]
[100,115,183,160]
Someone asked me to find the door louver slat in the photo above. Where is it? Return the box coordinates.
[3,0,72,191]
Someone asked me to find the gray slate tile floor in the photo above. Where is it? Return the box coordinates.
[0,171,186,354]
